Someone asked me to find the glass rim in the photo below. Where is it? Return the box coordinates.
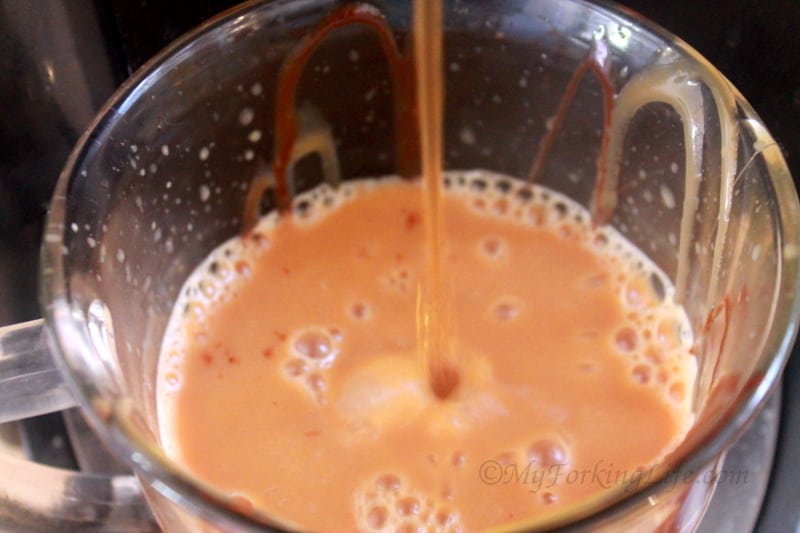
[38,0,800,530]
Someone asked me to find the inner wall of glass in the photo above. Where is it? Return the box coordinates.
[60,0,778,454]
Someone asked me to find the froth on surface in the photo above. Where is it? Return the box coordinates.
[354,473,463,532]
[157,170,696,531]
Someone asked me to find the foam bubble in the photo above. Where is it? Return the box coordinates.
[669,382,685,402]
[624,275,659,310]
[495,451,515,466]
[366,506,389,528]
[349,301,372,320]
[632,364,651,384]
[284,358,307,377]
[164,371,181,390]
[397,497,421,516]
[376,474,402,493]
[355,473,463,532]
[645,347,663,365]
[657,319,681,350]
[492,300,519,321]
[614,327,637,352]
[451,451,465,468]
[493,197,510,216]
[328,327,343,343]
[199,281,216,299]
[541,492,558,505]
[293,329,336,360]
[526,438,567,468]
[306,373,327,403]
[479,237,506,260]
[435,508,459,528]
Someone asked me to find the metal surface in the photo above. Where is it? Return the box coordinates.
[758,354,800,532]
[0,451,158,532]
[699,390,780,533]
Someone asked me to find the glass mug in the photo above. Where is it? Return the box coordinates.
[1,0,798,530]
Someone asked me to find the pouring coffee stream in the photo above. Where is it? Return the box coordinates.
[411,0,461,399]
[258,0,461,399]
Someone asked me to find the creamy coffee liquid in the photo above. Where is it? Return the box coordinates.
[157,170,696,532]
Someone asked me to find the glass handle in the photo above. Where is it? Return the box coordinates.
[0,453,158,531]
[0,319,77,424]
[0,321,158,530]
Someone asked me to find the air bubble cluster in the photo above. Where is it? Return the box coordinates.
[609,273,693,407]
[443,170,695,434]
[449,171,693,409]
[354,473,463,533]
[156,180,383,400]
[444,171,694,412]
[157,247,259,393]
[283,326,342,404]
[485,436,571,504]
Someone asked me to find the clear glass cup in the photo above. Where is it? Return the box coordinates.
[1,0,798,531]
